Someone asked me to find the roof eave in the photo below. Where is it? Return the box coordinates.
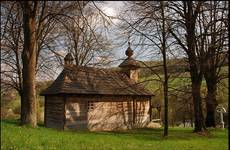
[40,92,154,97]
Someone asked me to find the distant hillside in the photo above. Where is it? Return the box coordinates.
[139,58,189,77]
[109,55,228,78]
[140,57,228,77]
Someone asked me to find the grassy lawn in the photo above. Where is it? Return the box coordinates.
[1,120,228,150]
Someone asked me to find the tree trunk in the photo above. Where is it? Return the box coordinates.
[191,79,206,132]
[191,117,193,128]
[203,49,218,128]
[183,115,185,128]
[185,1,206,132]
[190,103,194,128]
[169,1,206,132]
[160,1,169,137]
[205,78,217,127]
[21,1,37,127]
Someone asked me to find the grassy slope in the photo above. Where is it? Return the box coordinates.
[1,120,228,150]
[139,66,228,104]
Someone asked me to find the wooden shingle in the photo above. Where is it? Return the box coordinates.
[40,66,154,96]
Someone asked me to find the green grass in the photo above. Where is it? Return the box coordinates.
[1,120,228,150]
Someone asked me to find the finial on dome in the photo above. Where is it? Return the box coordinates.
[125,42,133,58]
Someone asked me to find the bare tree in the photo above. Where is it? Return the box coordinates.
[1,1,69,126]
[160,1,169,136]
[59,2,113,67]
[1,1,67,92]
[197,1,229,127]
[20,1,38,126]
[168,1,207,132]
[1,1,116,127]
[1,2,23,97]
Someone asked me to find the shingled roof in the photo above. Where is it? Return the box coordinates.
[40,66,154,96]
[119,57,141,68]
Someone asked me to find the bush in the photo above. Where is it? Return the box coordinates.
[13,105,21,114]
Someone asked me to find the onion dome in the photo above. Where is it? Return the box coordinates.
[125,42,133,58]
[64,53,74,67]
[119,42,141,68]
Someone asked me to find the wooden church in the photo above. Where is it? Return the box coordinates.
[41,44,154,131]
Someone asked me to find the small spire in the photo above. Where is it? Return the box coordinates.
[128,32,131,46]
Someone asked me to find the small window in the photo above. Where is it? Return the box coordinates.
[88,101,94,110]
[136,112,144,119]
[117,102,123,110]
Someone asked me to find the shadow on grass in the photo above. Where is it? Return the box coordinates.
[1,119,20,125]
[37,122,45,127]
[2,119,221,141]
[88,127,199,141]
[1,119,45,127]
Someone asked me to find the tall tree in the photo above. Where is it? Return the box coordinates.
[198,1,229,127]
[168,1,206,132]
[1,1,114,126]
[160,1,169,136]
[1,1,63,124]
[1,1,67,110]
[18,1,87,126]
[20,1,38,126]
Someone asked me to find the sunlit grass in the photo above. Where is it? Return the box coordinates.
[1,119,228,150]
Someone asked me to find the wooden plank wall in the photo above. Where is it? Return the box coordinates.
[135,98,150,127]
[45,95,64,129]
[64,95,151,131]
[65,98,88,130]
[87,100,134,131]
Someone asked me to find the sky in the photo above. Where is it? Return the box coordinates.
[96,1,164,63]
[100,1,124,18]
[41,1,175,80]
[52,1,163,67]
[96,1,127,60]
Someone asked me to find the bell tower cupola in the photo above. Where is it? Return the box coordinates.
[119,42,141,82]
